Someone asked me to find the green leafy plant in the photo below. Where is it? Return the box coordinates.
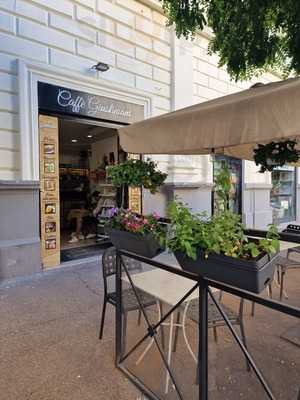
[167,201,211,260]
[253,140,299,173]
[107,158,167,207]
[167,201,279,261]
[160,0,300,81]
[214,164,231,212]
[167,167,279,261]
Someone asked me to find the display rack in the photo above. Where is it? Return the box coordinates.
[95,182,116,198]
[59,167,89,176]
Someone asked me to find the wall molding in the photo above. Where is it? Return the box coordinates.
[0,237,40,249]
[164,182,213,189]
[244,183,273,190]
[140,0,163,12]
[0,180,39,190]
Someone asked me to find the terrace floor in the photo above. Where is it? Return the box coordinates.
[0,255,299,400]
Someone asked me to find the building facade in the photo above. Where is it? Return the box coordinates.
[0,0,298,278]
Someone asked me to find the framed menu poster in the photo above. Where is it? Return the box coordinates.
[127,154,142,214]
[39,115,60,268]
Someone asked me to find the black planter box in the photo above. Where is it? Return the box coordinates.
[106,228,163,259]
[174,248,279,294]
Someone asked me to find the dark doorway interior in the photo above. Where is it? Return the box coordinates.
[58,118,123,261]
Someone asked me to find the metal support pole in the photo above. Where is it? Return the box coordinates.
[115,249,123,366]
[198,277,208,400]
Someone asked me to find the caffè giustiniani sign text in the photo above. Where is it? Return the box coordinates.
[38,82,144,124]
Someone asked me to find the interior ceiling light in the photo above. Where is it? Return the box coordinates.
[71,139,78,143]
[87,134,93,138]
[91,62,110,72]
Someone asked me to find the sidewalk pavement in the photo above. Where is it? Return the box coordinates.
[0,259,139,400]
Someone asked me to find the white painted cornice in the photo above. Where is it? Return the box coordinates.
[139,0,164,13]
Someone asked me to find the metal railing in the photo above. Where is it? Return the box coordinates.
[115,249,300,400]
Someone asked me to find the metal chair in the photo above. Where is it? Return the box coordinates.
[250,282,273,316]
[99,247,164,350]
[276,249,300,301]
[181,294,250,378]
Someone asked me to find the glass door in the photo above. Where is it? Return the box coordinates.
[213,156,242,215]
[271,166,296,223]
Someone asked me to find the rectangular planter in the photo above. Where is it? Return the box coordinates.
[174,248,279,294]
[106,228,163,259]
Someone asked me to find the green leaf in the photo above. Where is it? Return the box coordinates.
[107,159,167,194]
[160,0,300,80]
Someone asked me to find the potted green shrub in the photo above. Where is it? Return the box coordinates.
[253,139,299,173]
[167,167,280,293]
[107,158,167,207]
[105,158,167,257]
[105,208,165,258]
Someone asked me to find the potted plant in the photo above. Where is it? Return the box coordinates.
[167,167,280,294]
[105,208,165,258]
[253,139,299,172]
[107,158,167,208]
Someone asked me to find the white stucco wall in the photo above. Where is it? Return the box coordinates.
[0,0,172,180]
[91,135,118,170]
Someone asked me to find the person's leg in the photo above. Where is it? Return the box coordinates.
[76,215,83,238]
[69,211,85,242]
[85,216,97,239]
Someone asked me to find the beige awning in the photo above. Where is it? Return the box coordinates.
[118,78,300,159]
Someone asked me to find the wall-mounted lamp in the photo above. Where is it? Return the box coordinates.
[91,62,110,72]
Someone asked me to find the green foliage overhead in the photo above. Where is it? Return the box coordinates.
[160,0,300,80]
[107,158,167,194]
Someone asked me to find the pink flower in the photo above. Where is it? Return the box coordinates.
[152,211,160,220]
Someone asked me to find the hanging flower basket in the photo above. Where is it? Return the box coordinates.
[253,139,299,172]
[174,244,279,294]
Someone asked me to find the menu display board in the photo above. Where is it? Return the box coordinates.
[127,154,142,214]
[39,115,61,268]
[128,187,142,214]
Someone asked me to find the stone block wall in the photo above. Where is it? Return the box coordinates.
[0,0,172,180]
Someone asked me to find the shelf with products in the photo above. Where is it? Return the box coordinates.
[94,182,116,198]
[96,183,115,187]
[271,166,296,223]
[59,167,89,177]
[272,191,294,195]
[274,178,294,182]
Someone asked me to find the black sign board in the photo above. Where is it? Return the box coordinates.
[38,82,144,124]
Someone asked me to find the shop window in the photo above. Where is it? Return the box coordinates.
[213,156,242,215]
[271,166,296,223]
